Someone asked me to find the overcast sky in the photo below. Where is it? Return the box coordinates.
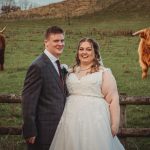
[0,0,64,10]
[15,0,64,8]
[21,0,63,5]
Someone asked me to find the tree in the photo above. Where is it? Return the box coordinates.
[1,0,15,6]
[18,0,30,10]
[1,5,20,13]
[63,1,72,25]
[0,0,20,13]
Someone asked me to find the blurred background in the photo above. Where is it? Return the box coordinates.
[0,0,150,149]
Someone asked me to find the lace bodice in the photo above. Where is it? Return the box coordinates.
[50,67,124,150]
[66,68,110,98]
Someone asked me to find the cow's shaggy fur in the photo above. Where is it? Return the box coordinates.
[133,28,150,79]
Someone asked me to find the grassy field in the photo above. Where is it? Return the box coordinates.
[0,10,150,150]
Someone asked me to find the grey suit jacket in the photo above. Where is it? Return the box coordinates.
[22,53,66,145]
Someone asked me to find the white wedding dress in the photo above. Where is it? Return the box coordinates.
[49,68,125,150]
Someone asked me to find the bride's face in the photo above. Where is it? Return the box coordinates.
[78,41,95,65]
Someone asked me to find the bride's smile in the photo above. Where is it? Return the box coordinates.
[78,41,95,65]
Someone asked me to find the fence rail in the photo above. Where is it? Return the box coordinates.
[0,94,21,103]
[0,94,150,139]
[0,94,150,104]
[0,127,150,137]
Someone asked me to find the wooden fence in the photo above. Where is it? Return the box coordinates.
[0,94,150,147]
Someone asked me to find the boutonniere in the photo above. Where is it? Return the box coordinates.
[61,64,68,77]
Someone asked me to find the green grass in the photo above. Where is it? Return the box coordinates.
[0,10,150,150]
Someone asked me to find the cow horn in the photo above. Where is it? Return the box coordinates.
[0,26,6,33]
[132,29,145,36]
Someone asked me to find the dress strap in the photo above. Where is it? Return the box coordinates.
[99,67,111,73]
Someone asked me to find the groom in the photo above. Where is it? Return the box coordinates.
[22,26,67,150]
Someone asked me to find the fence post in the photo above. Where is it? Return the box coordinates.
[119,94,127,149]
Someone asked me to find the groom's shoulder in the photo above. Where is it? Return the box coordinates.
[31,53,46,68]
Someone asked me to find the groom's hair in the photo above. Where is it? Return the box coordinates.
[45,26,64,39]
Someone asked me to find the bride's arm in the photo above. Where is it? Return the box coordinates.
[101,69,120,137]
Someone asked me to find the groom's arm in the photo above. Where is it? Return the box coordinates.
[22,63,42,140]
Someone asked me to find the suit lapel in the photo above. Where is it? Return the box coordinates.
[42,53,65,94]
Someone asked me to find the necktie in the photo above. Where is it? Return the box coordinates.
[56,60,63,83]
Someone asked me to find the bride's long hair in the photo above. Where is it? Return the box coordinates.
[72,38,103,73]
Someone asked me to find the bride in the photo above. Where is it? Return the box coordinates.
[49,38,125,150]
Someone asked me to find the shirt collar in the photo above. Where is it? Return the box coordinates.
[44,49,58,63]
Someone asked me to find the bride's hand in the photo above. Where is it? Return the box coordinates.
[111,125,118,137]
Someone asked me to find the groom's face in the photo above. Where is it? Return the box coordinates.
[45,33,65,58]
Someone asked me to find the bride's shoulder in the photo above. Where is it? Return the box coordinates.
[67,67,74,73]
[66,67,75,78]
[67,66,79,73]
[99,66,111,73]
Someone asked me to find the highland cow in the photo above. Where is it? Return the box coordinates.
[0,27,6,71]
[133,28,150,79]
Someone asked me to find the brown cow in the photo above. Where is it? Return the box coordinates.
[133,28,150,79]
[0,26,6,71]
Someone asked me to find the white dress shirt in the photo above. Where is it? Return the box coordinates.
[44,49,60,74]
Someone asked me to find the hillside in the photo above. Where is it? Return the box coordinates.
[0,0,120,19]
[0,0,150,19]
[100,0,150,16]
